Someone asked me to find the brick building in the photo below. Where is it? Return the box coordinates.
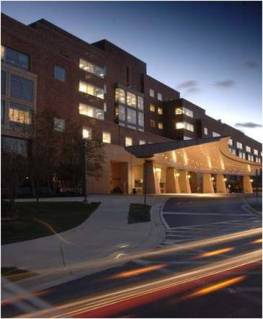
[1,13,262,194]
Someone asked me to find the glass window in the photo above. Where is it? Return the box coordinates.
[150,104,155,112]
[175,122,194,132]
[79,58,105,78]
[127,108,137,125]
[54,118,65,132]
[228,138,233,146]
[2,136,28,156]
[9,107,32,125]
[79,81,104,99]
[246,146,251,153]
[102,132,111,144]
[2,71,6,94]
[11,75,33,101]
[115,88,125,104]
[149,89,155,97]
[139,140,146,145]
[150,119,156,128]
[54,65,66,81]
[212,131,221,137]
[157,107,163,115]
[138,112,144,127]
[175,107,193,118]
[157,92,163,101]
[183,136,192,140]
[79,103,104,120]
[1,46,29,70]
[204,127,208,135]
[158,122,163,129]
[125,136,133,147]
[137,96,144,110]
[82,127,92,139]
[254,149,258,156]
[127,92,136,107]
[118,104,126,122]
[236,141,243,149]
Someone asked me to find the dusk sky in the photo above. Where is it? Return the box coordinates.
[2,1,262,141]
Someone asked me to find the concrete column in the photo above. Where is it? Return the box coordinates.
[143,160,158,194]
[216,174,227,193]
[243,175,253,193]
[166,167,181,193]
[202,173,215,193]
[179,171,191,193]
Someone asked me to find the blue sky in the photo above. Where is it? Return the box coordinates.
[2,1,262,141]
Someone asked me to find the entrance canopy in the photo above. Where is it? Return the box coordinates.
[126,137,261,176]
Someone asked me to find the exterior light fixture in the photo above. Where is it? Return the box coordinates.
[250,179,254,183]
[175,173,180,177]
[224,178,227,182]
[187,174,191,179]
[211,177,215,181]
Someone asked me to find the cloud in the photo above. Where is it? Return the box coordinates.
[186,87,200,94]
[214,80,235,88]
[244,61,259,69]
[235,122,262,128]
[177,80,198,89]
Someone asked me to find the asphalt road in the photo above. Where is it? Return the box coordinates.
[2,196,262,318]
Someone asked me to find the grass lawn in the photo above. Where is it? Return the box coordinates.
[128,203,151,223]
[2,267,36,282]
[2,201,100,245]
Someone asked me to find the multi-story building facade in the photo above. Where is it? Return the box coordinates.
[1,13,262,195]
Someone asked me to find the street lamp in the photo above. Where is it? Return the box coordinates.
[83,139,88,203]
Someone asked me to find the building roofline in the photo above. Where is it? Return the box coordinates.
[146,74,180,96]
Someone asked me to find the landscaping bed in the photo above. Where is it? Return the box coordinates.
[2,267,36,282]
[128,203,151,223]
[2,201,100,244]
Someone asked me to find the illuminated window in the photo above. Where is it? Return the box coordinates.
[212,132,221,137]
[127,92,136,107]
[183,136,192,140]
[54,118,65,132]
[138,112,144,127]
[157,92,162,101]
[254,149,258,156]
[157,107,163,115]
[11,75,33,101]
[228,138,233,146]
[236,141,243,149]
[158,122,163,129]
[127,108,137,125]
[175,107,193,118]
[115,88,125,104]
[150,104,155,112]
[150,119,156,128]
[79,103,104,120]
[248,154,253,161]
[125,136,133,147]
[118,104,126,121]
[137,96,144,110]
[82,127,92,139]
[79,81,104,99]
[1,46,29,70]
[149,89,155,97]
[139,140,146,145]
[54,65,65,81]
[175,122,194,132]
[9,107,31,125]
[79,58,105,78]
[246,146,251,153]
[102,132,111,143]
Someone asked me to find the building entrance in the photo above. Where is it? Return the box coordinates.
[110,161,128,194]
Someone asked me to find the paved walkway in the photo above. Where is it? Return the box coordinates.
[2,195,167,291]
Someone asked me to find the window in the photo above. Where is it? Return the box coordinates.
[79,103,104,120]
[204,127,208,135]
[175,122,194,132]
[254,149,258,156]
[79,81,104,99]
[82,127,92,139]
[246,146,251,153]
[212,131,221,137]
[11,75,33,101]
[115,88,125,104]
[118,104,126,122]
[236,142,243,149]
[157,107,163,115]
[125,137,133,147]
[9,107,32,125]
[231,148,236,155]
[183,136,192,140]
[2,71,6,94]
[2,136,28,156]
[127,108,137,125]
[137,96,144,111]
[79,58,105,78]
[102,132,111,144]
[150,104,155,112]
[228,138,233,146]
[138,112,144,127]
[248,154,253,161]
[1,46,29,70]
[139,140,146,145]
[150,119,156,128]
[104,103,107,112]
[149,89,155,97]
[157,92,163,101]
[175,107,193,118]
[127,92,136,107]
[158,122,163,129]
[54,65,66,81]
[54,118,65,132]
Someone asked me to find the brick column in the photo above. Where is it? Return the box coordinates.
[216,174,227,193]
[179,170,191,193]
[202,173,215,193]
[243,175,253,193]
[143,160,158,194]
[166,167,181,193]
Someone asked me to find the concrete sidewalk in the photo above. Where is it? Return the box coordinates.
[2,195,167,292]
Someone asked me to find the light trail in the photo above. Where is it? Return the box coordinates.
[109,264,167,279]
[197,247,234,258]
[251,238,262,244]
[24,249,261,318]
